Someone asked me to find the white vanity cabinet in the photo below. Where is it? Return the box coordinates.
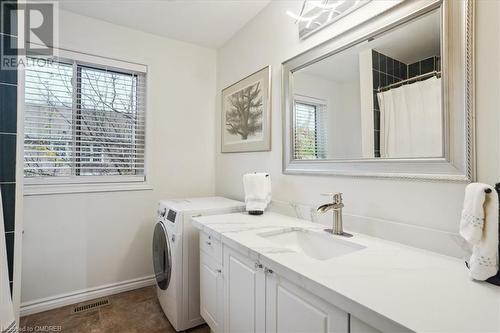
[199,231,384,333]
[265,270,348,333]
[223,245,266,333]
[199,233,224,333]
[223,245,348,333]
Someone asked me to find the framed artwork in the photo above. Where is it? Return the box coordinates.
[221,66,271,153]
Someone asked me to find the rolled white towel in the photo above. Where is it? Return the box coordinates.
[243,173,271,214]
[460,183,499,281]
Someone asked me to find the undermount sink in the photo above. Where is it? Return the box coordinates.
[258,227,365,260]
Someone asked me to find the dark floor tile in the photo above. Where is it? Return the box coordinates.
[26,309,101,333]
[1,182,15,232]
[21,286,210,333]
[189,325,210,333]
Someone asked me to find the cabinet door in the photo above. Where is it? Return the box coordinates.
[349,315,381,333]
[223,246,266,333]
[200,251,223,332]
[266,272,348,333]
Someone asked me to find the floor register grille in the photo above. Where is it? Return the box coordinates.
[72,299,110,314]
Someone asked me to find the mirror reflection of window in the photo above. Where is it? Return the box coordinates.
[294,100,327,160]
[290,8,442,161]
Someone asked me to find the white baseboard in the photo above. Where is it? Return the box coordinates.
[20,275,156,317]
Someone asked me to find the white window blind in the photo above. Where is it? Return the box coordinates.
[24,58,146,182]
[294,101,327,159]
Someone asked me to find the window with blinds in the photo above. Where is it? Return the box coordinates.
[294,101,327,160]
[24,58,146,182]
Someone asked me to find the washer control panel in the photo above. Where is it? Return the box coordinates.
[166,210,177,223]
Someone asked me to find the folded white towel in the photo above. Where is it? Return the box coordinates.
[460,183,499,281]
[243,173,271,213]
[0,187,16,333]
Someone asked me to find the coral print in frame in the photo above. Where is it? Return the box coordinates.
[221,66,271,152]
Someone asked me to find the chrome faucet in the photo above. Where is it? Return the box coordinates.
[317,193,352,237]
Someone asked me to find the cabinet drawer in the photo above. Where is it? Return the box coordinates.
[200,232,222,262]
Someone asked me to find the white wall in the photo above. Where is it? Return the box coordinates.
[21,10,216,304]
[293,72,338,157]
[293,72,362,158]
[333,82,362,158]
[215,0,500,257]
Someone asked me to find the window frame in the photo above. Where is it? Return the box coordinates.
[22,49,150,195]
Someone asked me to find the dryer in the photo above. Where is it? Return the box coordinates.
[152,197,244,331]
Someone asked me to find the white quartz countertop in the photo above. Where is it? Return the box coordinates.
[192,212,500,333]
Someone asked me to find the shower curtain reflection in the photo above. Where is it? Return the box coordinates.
[377,77,442,158]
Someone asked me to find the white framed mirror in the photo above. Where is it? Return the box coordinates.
[282,0,474,181]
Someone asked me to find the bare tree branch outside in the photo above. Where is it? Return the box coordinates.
[24,58,145,178]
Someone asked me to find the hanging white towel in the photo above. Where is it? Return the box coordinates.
[460,183,499,281]
[243,173,271,213]
[0,187,16,333]
[460,183,488,244]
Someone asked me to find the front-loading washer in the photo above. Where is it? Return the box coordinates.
[152,197,244,331]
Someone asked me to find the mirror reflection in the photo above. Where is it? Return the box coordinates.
[292,9,442,160]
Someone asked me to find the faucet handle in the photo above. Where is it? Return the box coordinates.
[321,192,343,203]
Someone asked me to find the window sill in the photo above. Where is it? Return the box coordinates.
[24,182,153,196]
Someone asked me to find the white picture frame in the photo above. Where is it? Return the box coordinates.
[221,66,271,153]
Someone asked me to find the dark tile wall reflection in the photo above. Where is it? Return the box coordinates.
[371,50,440,157]
[371,50,407,157]
[408,56,441,79]
[1,0,18,294]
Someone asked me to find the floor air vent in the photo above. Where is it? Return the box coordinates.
[73,299,110,314]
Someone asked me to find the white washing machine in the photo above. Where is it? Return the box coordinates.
[152,197,244,331]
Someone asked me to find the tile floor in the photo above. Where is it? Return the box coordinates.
[20,286,210,333]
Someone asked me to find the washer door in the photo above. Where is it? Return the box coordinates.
[153,222,172,290]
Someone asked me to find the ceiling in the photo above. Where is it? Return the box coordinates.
[299,8,441,82]
[58,0,271,48]
[370,8,440,64]
[298,50,359,82]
